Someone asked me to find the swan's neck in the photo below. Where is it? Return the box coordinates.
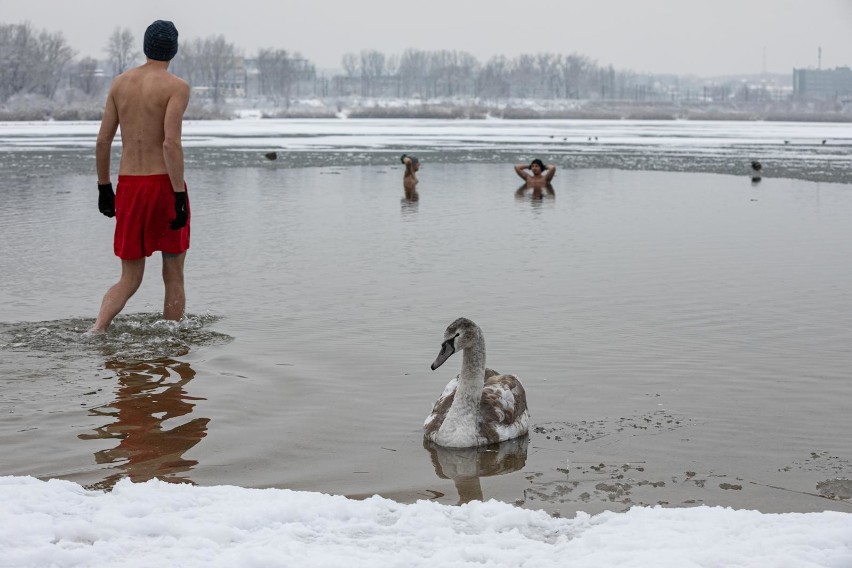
[456,338,486,404]
[438,335,487,445]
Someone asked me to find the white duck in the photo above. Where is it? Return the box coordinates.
[424,318,529,448]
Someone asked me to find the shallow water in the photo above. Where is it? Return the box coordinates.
[1,120,851,517]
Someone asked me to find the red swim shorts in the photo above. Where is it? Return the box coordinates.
[114,174,191,260]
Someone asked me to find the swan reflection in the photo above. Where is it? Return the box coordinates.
[78,357,208,490]
[423,436,529,504]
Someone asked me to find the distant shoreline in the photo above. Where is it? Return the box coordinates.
[3,114,851,123]
[3,100,852,123]
[266,102,852,123]
[263,110,852,123]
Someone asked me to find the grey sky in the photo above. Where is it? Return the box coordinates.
[3,0,851,76]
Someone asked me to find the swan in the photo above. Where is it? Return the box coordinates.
[424,318,529,448]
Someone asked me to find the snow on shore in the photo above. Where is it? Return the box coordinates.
[2,476,850,567]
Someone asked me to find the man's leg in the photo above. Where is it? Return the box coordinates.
[162,252,186,321]
[91,258,146,332]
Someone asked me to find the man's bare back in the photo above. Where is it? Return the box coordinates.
[96,63,190,192]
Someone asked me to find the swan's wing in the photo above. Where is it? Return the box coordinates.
[479,373,529,443]
[482,373,527,422]
[424,377,458,434]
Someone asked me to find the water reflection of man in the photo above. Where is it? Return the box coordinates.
[515,182,555,201]
[78,357,208,490]
[514,159,556,190]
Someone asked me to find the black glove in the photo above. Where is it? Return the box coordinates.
[170,191,188,230]
[97,182,115,217]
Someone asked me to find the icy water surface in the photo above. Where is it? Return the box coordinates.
[1,120,851,517]
[3,117,852,183]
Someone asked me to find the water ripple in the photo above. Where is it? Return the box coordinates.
[0,312,232,361]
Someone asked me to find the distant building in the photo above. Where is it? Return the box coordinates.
[793,67,852,100]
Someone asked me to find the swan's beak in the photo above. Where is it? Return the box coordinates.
[431,337,456,370]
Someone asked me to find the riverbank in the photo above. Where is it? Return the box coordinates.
[2,94,851,123]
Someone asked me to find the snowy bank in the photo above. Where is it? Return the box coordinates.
[1,476,850,568]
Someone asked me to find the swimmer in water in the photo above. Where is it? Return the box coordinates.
[750,160,762,183]
[514,159,556,189]
[402,154,420,201]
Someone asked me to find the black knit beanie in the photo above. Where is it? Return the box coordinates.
[143,20,178,61]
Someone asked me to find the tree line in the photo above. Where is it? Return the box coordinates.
[0,21,788,109]
[0,22,317,105]
[338,49,620,100]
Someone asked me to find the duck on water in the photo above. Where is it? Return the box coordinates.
[424,318,530,448]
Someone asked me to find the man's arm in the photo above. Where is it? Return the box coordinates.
[95,89,119,184]
[544,164,557,182]
[514,164,530,181]
[163,80,190,193]
[403,157,415,176]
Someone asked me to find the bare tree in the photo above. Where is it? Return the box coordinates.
[170,38,201,87]
[0,23,34,100]
[257,48,296,104]
[336,52,361,96]
[360,50,385,96]
[385,54,401,97]
[559,53,593,99]
[34,29,75,98]
[0,23,74,101]
[433,51,478,97]
[170,35,241,103]
[478,56,510,101]
[535,53,560,99]
[197,35,241,104]
[385,54,399,77]
[75,57,101,96]
[397,49,429,97]
[105,27,138,75]
[341,53,360,78]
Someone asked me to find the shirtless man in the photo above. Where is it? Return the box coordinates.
[90,20,191,333]
[401,154,420,201]
[514,159,556,189]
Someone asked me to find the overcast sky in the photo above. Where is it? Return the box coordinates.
[3,0,851,76]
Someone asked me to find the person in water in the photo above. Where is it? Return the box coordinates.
[89,20,191,333]
[401,154,420,200]
[750,160,762,183]
[514,159,556,188]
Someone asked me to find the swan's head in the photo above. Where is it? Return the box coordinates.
[431,318,481,370]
